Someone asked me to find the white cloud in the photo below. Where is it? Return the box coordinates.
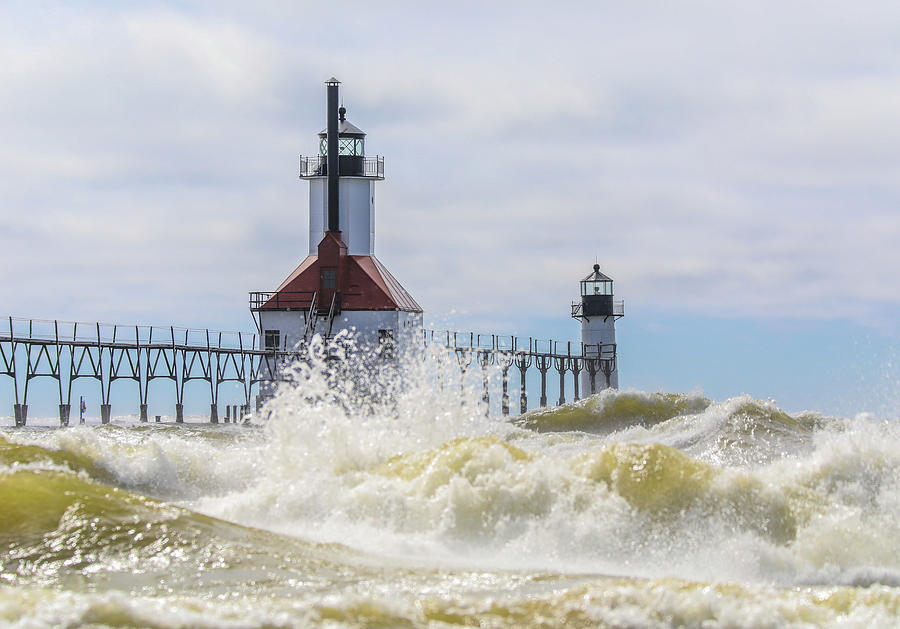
[1,1,899,334]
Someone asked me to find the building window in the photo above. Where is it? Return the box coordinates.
[321,268,336,289]
[378,329,395,359]
[264,329,280,351]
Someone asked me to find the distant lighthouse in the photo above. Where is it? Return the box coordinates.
[571,264,624,393]
[250,78,423,395]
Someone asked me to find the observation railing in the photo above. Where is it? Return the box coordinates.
[249,291,316,311]
[570,300,625,319]
[298,155,384,179]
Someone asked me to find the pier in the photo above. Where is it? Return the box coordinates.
[1,316,616,426]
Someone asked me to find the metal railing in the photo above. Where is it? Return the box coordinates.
[298,155,385,179]
[2,316,621,426]
[1,316,269,426]
[571,300,625,319]
[249,291,316,311]
[423,329,618,414]
[424,329,615,361]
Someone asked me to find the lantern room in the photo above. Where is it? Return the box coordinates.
[317,107,367,176]
[581,264,613,297]
[579,264,617,318]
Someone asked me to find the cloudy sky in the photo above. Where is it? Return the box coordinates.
[2,1,899,415]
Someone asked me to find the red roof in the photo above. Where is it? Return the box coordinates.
[267,254,422,313]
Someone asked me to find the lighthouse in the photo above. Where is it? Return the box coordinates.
[571,264,624,393]
[250,78,423,393]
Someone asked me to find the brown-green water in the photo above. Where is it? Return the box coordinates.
[2,375,899,627]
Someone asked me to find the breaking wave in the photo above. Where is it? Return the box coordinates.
[2,342,899,627]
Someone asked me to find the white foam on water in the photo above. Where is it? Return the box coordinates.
[176,339,900,589]
[5,335,900,626]
[2,422,264,499]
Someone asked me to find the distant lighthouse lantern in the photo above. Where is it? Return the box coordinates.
[581,264,613,296]
[572,263,624,392]
[580,264,615,316]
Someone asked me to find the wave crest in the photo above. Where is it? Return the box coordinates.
[515,390,710,434]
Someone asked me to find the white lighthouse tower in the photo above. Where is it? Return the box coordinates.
[250,78,423,393]
[572,264,624,394]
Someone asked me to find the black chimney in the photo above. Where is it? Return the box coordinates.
[325,78,340,232]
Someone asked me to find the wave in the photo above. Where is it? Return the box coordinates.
[514,390,711,434]
[516,390,835,468]
[572,441,796,543]
[3,370,899,592]
[4,573,900,628]
[0,424,264,500]
[643,395,830,467]
[0,460,365,594]
[216,384,900,586]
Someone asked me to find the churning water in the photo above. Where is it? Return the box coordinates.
[2,341,899,627]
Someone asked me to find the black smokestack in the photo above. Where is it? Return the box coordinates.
[326,78,340,232]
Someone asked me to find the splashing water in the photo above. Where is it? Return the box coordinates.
[2,335,900,627]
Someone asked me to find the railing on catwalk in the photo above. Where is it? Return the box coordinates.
[1,317,617,426]
[422,330,617,416]
[0,317,270,426]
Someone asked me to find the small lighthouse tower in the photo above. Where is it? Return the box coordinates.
[250,79,423,391]
[571,264,624,393]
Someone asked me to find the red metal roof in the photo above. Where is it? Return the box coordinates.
[265,254,422,313]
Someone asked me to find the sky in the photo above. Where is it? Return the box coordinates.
[1,1,899,416]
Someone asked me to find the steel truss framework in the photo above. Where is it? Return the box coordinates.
[0,317,274,426]
[423,330,617,417]
[1,317,616,426]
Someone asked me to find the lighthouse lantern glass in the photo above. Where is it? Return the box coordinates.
[339,138,364,156]
[319,137,364,156]
[582,279,612,296]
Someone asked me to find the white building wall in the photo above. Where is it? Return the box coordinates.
[581,317,619,393]
[324,310,398,349]
[256,308,424,391]
[258,311,309,350]
[307,178,375,256]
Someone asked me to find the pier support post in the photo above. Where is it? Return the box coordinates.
[555,358,568,407]
[535,355,551,408]
[101,404,111,424]
[59,404,70,427]
[140,404,148,422]
[571,358,582,402]
[515,353,531,416]
[175,404,184,423]
[210,404,218,424]
[479,354,490,413]
[501,366,510,416]
[14,404,27,427]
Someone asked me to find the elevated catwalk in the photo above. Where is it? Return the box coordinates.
[1,317,617,426]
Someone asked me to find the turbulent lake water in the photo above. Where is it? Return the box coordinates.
[2,349,900,627]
